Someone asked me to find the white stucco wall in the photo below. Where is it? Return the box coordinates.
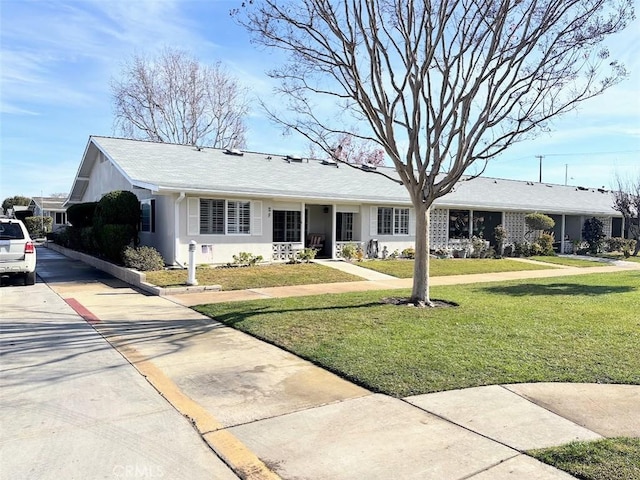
[82,152,134,202]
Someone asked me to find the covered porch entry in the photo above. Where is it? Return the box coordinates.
[271,202,362,260]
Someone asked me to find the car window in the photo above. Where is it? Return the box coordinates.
[0,223,25,239]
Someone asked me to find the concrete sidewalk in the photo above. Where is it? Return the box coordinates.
[0,270,238,479]
[29,248,640,479]
[166,256,640,307]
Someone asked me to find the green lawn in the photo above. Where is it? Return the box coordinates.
[358,257,557,278]
[145,257,560,288]
[600,253,640,264]
[194,271,640,397]
[529,438,640,480]
[529,256,605,267]
[145,263,361,289]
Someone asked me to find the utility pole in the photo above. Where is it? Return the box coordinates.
[565,164,568,185]
[535,155,544,183]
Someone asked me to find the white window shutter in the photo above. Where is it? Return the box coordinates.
[409,208,416,236]
[187,197,199,235]
[370,206,378,236]
[252,200,262,236]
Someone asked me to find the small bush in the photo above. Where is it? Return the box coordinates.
[534,233,555,256]
[296,248,318,263]
[341,243,357,260]
[494,225,508,256]
[123,246,165,271]
[232,251,263,267]
[606,237,636,255]
[470,236,491,258]
[514,241,531,257]
[401,247,415,259]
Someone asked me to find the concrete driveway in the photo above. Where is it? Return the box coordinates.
[0,250,238,480]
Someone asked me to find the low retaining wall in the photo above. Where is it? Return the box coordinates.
[45,242,164,295]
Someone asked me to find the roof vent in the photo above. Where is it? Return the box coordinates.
[224,148,244,156]
[286,154,304,163]
[321,159,338,167]
[577,186,588,191]
[361,163,377,171]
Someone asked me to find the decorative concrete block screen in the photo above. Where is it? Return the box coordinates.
[273,243,296,261]
[504,212,526,243]
[429,208,449,248]
[597,217,612,238]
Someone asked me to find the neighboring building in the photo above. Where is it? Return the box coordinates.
[30,196,68,232]
[66,136,623,266]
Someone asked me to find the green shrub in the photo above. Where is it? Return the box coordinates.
[582,217,605,254]
[93,191,139,258]
[123,246,165,271]
[232,251,263,267]
[401,247,415,259]
[470,236,491,258]
[341,243,357,260]
[23,216,52,238]
[80,227,97,254]
[530,242,543,256]
[514,241,531,257]
[534,232,555,256]
[67,202,97,228]
[606,237,636,254]
[296,248,318,263]
[98,224,137,263]
[494,225,508,257]
[525,212,555,233]
[93,191,139,226]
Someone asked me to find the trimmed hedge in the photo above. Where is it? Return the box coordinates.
[98,224,137,263]
[67,202,97,228]
[93,191,139,226]
[92,191,140,263]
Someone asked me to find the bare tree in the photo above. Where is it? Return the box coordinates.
[612,173,640,256]
[111,48,250,148]
[236,0,633,306]
[309,133,385,166]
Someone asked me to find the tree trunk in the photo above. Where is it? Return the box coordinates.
[411,203,432,307]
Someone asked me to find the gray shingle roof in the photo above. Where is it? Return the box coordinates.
[81,136,618,216]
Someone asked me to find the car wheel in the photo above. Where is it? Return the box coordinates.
[25,271,36,286]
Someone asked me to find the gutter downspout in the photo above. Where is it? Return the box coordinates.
[174,192,186,268]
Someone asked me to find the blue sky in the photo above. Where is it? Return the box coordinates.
[1,0,639,201]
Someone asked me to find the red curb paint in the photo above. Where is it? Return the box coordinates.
[65,298,101,324]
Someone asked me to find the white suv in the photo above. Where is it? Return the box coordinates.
[0,218,37,285]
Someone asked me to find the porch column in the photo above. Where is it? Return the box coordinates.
[331,204,337,259]
[561,214,566,254]
[301,202,306,246]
